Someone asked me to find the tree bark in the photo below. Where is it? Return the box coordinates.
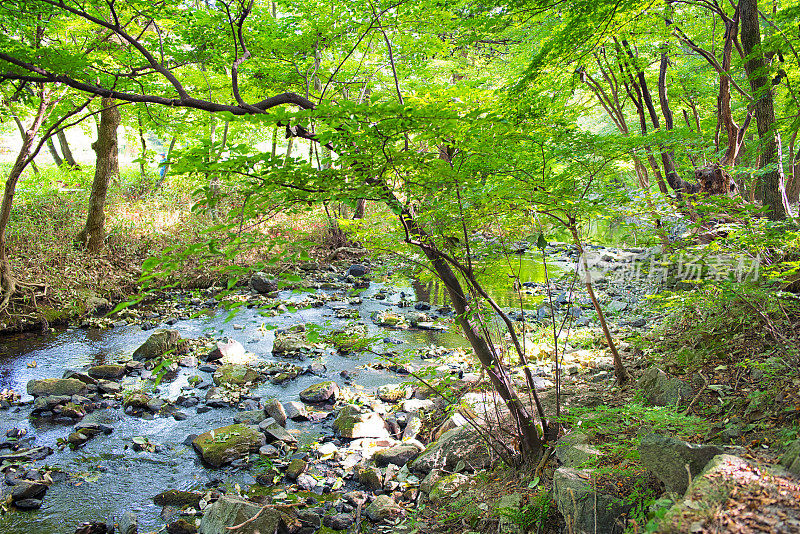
[740,0,787,220]
[76,97,120,252]
[46,136,64,167]
[0,89,50,311]
[57,129,80,169]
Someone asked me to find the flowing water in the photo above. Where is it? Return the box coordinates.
[0,250,576,534]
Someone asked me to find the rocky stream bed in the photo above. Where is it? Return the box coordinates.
[2,246,797,534]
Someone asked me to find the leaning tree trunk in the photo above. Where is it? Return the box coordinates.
[76,97,120,252]
[0,92,50,311]
[46,137,64,167]
[57,129,80,169]
[741,0,788,220]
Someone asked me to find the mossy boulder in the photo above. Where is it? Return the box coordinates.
[273,327,313,355]
[27,378,87,397]
[373,444,422,467]
[133,329,180,361]
[153,490,203,509]
[192,424,265,468]
[212,364,259,387]
[429,473,470,501]
[299,381,339,403]
[285,459,307,480]
[87,364,127,380]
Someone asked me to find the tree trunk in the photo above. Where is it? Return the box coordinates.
[741,0,787,220]
[153,135,177,192]
[137,112,148,181]
[0,90,50,311]
[57,129,80,169]
[46,136,64,167]
[11,115,39,175]
[75,97,120,252]
[353,199,366,219]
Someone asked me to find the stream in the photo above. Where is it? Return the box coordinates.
[0,253,567,534]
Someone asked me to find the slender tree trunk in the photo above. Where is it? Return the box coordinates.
[137,112,148,181]
[153,135,177,192]
[75,97,120,252]
[46,137,64,167]
[11,115,39,175]
[0,90,50,311]
[57,129,79,169]
[741,0,787,220]
[786,132,800,203]
[271,124,279,157]
[568,219,629,384]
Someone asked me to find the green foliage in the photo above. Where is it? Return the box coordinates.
[495,491,553,530]
[559,403,711,465]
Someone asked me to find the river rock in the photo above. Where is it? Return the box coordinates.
[373,444,422,467]
[133,329,180,361]
[378,383,410,403]
[285,458,307,479]
[410,426,492,473]
[124,392,151,409]
[14,498,43,510]
[249,272,278,294]
[259,421,298,445]
[199,495,290,534]
[299,381,339,403]
[117,511,138,534]
[11,480,47,501]
[284,401,309,421]
[87,364,127,380]
[205,338,245,363]
[347,264,368,277]
[365,495,402,522]
[192,424,265,467]
[356,466,383,491]
[273,327,313,355]
[153,490,203,508]
[333,405,390,439]
[27,378,87,397]
[212,364,259,387]
[264,398,287,427]
[324,513,355,530]
[638,433,724,494]
[553,467,630,534]
[637,367,692,407]
[166,519,197,534]
[233,409,266,425]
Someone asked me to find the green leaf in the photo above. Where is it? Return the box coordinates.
[528,476,540,488]
[536,233,548,250]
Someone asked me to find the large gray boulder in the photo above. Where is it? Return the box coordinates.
[333,405,390,439]
[192,424,264,468]
[132,329,180,361]
[27,378,87,397]
[249,272,278,294]
[555,433,602,468]
[637,367,692,407]
[299,381,339,403]
[553,467,630,534]
[200,495,291,534]
[365,495,402,522]
[638,433,723,494]
[373,443,423,467]
[410,426,492,473]
[87,364,126,380]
